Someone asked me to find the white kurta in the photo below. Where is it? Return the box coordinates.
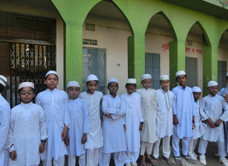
[101,94,126,153]
[7,102,47,166]
[121,92,143,153]
[79,91,103,149]
[0,94,10,166]
[200,94,228,142]
[136,88,157,143]
[156,89,174,138]
[36,88,70,160]
[67,98,89,156]
[172,85,195,138]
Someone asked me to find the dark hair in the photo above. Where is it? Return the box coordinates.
[18,87,35,94]
[125,83,137,88]
[0,84,5,93]
[86,80,98,85]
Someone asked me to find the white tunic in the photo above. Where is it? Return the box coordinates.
[36,88,70,160]
[200,94,228,142]
[172,85,195,138]
[79,91,103,149]
[67,98,89,156]
[136,88,157,143]
[101,94,126,153]
[7,102,47,165]
[0,94,10,165]
[121,92,143,153]
[156,89,174,138]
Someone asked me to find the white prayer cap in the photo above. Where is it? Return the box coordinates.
[141,74,152,81]
[176,70,186,77]
[18,82,34,90]
[86,74,98,82]
[192,86,201,92]
[0,75,7,87]
[45,70,58,77]
[160,75,169,81]
[108,78,118,84]
[207,81,218,87]
[67,81,80,88]
[127,78,137,84]
[226,72,228,77]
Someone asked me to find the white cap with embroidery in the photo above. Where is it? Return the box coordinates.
[207,81,218,87]
[160,75,169,81]
[108,78,118,84]
[192,86,201,92]
[141,74,152,81]
[86,74,98,82]
[45,70,58,77]
[67,81,80,88]
[18,82,34,90]
[127,78,137,84]
[176,70,186,77]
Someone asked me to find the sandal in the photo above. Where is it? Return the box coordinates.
[163,156,173,165]
[140,159,147,166]
[153,158,160,165]
[183,155,194,164]
[148,158,159,166]
[174,156,182,165]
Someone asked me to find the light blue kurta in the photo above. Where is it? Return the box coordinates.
[121,92,143,153]
[172,85,195,139]
[0,94,10,166]
[7,102,47,166]
[36,88,70,161]
[101,94,126,153]
[67,98,89,156]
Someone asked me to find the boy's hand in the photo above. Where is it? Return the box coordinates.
[61,125,69,141]
[139,123,143,130]
[81,133,87,144]
[207,118,215,128]
[39,142,45,153]
[10,150,17,160]
[215,119,223,127]
[105,114,112,118]
[64,137,69,146]
[123,124,126,130]
[173,115,178,125]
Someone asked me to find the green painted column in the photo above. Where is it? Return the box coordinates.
[128,32,145,88]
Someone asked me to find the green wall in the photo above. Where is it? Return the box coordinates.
[51,0,228,95]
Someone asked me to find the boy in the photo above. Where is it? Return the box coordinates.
[7,82,47,166]
[154,75,174,165]
[172,70,195,165]
[79,74,103,166]
[36,70,70,166]
[0,75,10,166]
[198,81,228,166]
[188,86,206,161]
[99,78,126,166]
[219,72,228,100]
[121,78,143,166]
[66,81,89,166]
[136,74,158,166]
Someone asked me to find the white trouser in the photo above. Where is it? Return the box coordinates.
[198,139,226,157]
[125,151,139,164]
[140,142,153,155]
[99,151,126,166]
[172,132,191,157]
[153,136,171,158]
[86,148,99,166]
[68,154,86,166]
[188,138,198,156]
[43,156,65,166]
[0,149,9,166]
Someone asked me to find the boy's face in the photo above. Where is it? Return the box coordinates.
[68,86,80,100]
[108,82,119,96]
[45,74,58,90]
[87,81,98,94]
[208,85,218,96]
[193,92,201,101]
[126,84,136,95]
[141,79,152,89]
[177,75,187,86]
[160,80,170,91]
[18,87,35,104]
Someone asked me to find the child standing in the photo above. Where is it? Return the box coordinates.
[0,75,10,166]
[79,74,103,166]
[122,78,143,166]
[188,86,206,161]
[99,78,126,166]
[7,82,47,166]
[198,81,228,166]
[172,70,195,165]
[66,81,89,166]
[154,75,174,165]
[36,70,70,166]
[136,74,158,166]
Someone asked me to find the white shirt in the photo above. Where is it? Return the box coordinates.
[80,91,103,149]
[7,102,47,165]
[101,94,126,153]
[156,89,174,138]
[36,88,70,160]
[136,88,157,143]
